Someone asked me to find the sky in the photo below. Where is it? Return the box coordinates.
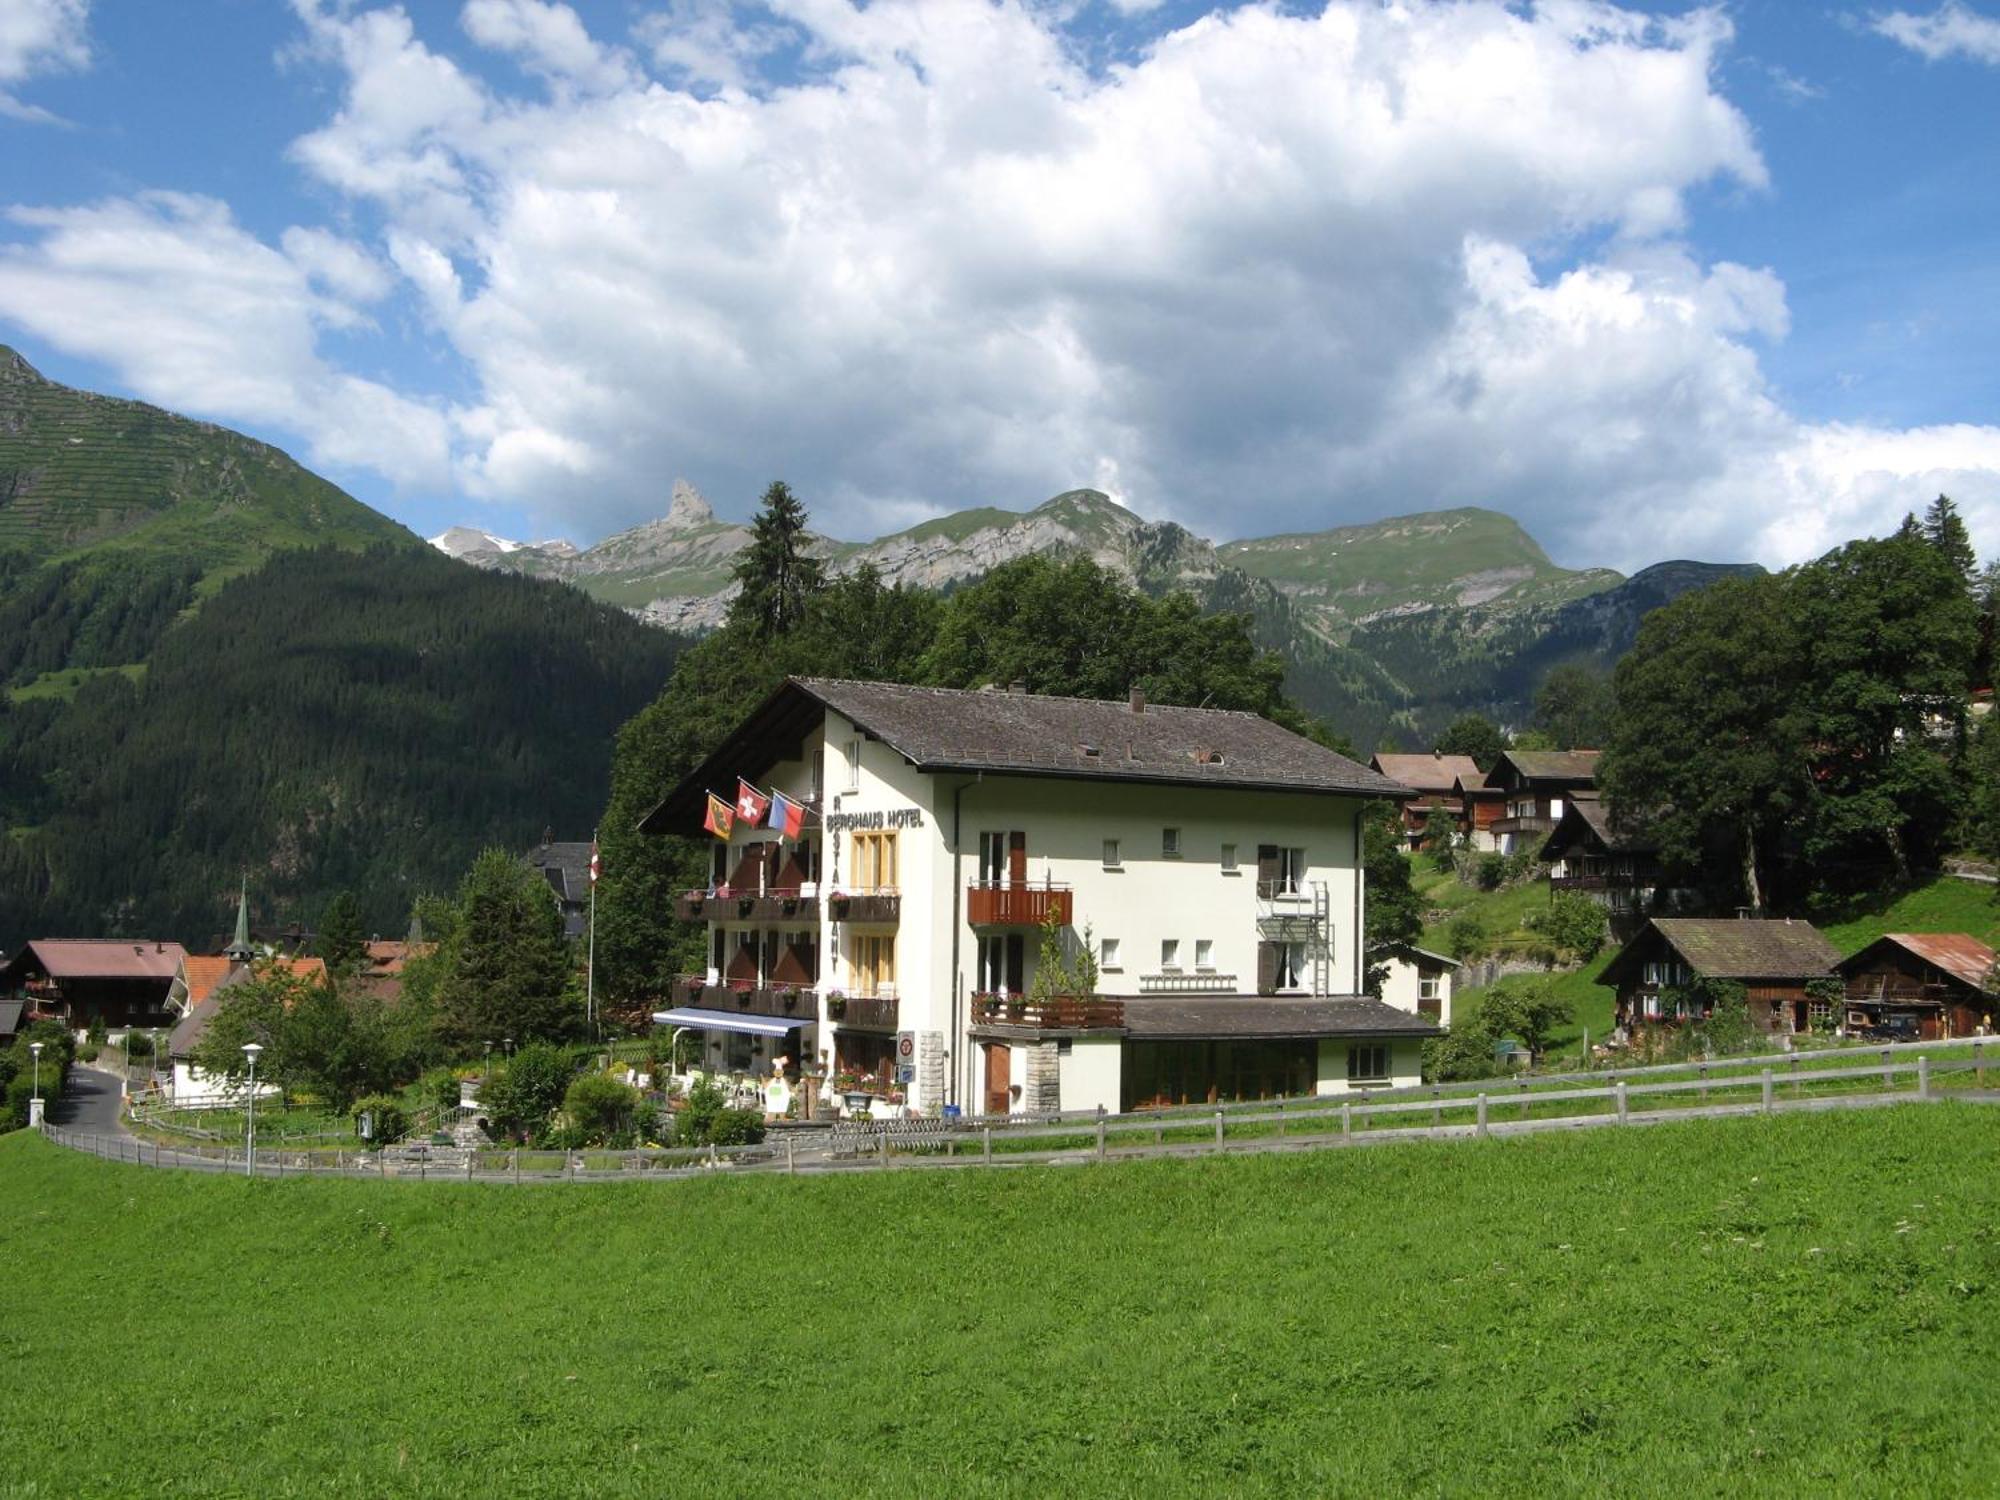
[1,0,1997,573]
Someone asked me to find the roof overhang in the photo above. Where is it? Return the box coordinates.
[651,1007,811,1038]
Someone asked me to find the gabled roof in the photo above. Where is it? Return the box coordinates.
[1601,918,1838,987]
[173,956,235,1012]
[1,939,187,984]
[167,957,328,1060]
[1496,749,1601,785]
[643,677,1412,832]
[1369,753,1485,795]
[525,840,593,903]
[1369,941,1460,970]
[1538,797,1655,860]
[1839,933,1997,991]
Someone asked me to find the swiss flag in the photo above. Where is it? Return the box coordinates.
[736,778,771,825]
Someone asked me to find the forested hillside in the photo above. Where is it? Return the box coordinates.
[0,547,681,948]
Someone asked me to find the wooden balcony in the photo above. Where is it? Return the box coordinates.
[827,891,900,924]
[831,994,900,1030]
[676,889,819,924]
[966,883,1073,927]
[1492,814,1555,838]
[968,994,1124,1031]
[670,978,817,1022]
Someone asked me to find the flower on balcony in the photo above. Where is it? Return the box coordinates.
[973,991,1001,1019]
[826,991,847,1020]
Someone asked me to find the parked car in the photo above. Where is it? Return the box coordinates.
[1859,1013,1922,1043]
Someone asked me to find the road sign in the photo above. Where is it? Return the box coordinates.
[896,1064,915,1085]
[896,1030,915,1061]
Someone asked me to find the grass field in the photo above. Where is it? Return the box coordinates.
[1821,875,2000,954]
[3,1105,1996,1496]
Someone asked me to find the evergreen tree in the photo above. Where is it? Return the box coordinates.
[1532,665,1613,748]
[1433,713,1509,772]
[435,848,578,1046]
[1921,494,1977,587]
[728,481,825,639]
[316,890,366,971]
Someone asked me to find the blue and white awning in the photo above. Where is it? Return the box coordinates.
[650,1007,807,1039]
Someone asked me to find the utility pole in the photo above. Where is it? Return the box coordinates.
[587,831,600,1040]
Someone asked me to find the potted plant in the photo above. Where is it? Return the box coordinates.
[776,985,800,1012]
[828,889,850,920]
[974,991,1000,1020]
[826,990,847,1021]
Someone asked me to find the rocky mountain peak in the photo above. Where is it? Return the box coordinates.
[666,479,717,529]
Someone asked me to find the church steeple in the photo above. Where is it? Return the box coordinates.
[224,879,254,965]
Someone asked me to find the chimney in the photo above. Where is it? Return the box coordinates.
[1129,685,1145,715]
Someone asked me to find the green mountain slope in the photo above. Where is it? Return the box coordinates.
[0,345,415,577]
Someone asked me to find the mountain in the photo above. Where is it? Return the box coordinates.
[439,484,1745,743]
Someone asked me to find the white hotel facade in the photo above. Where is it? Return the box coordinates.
[645,678,1437,1117]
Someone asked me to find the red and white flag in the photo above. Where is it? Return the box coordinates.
[735,778,771,825]
[588,839,601,885]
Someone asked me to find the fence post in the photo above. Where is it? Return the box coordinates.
[786,1139,796,1176]
[1096,1115,1107,1161]
[1341,1101,1352,1140]
[465,1151,473,1181]
[982,1126,992,1163]
[879,1128,890,1168]
[1518,1078,1529,1120]
[1918,1054,1931,1100]
[1976,1038,1986,1089]
[1699,1062,1709,1104]
[1615,1080,1628,1124]
[1790,1054,1802,1098]
[1761,1069,1774,1114]
[1476,1093,1489,1138]
[1881,1048,1893,1091]
[1431,1086,1442,1128]
[1275,1101,1285,1139]
[1213,1110,1224,1150]
[513,1150,520,1184]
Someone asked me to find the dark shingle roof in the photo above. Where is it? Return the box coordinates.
[1538,797,1655,859]
[1604,919,1838,988]
[1370,753,1486,794]
[1498,749,1601,784]
[524,841,592,904]
[1118,995,1441,1040]
[643,678,1410,831]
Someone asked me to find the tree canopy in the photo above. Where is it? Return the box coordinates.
[1433,713,1509,772]
[434,848,578,1046]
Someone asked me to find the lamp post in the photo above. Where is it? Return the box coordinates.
[484,1040,493,1085]
[242,1042,263,1176]
[29,1040,43,1103]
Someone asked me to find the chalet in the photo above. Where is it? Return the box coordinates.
[1537,799,1682,934]
[1836,934,1995,1041]
[1370,943,1458,1027]
[166,954,329,1106]
[1600,918,1838,1039]
[0,939,187,1035]
[1367,753,1502,852]
[1486,749,1600,854]
[524,834,594,940]
[641,678,1439,1117]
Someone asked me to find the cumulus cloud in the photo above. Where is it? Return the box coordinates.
[1872,2,2000,64]
[0,193,450,487]
[0,0,89,122]
[2,0,1996,570]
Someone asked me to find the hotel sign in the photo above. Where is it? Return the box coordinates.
[826,806,925,832]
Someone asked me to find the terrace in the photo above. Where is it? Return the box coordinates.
[969,993,1125,1031]
[967,881,1072,928]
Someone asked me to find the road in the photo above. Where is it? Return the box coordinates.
[50,1064,131,1137]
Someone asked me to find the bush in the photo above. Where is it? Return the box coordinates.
[78,1045,100,1064]
[351,1094,408,1145]
[1445,912,1488,961]
[423,1067,461,1116]
[1525,892,1609,964]
[479,1042,575,1143]
[562,1072,640,1146]
[670,1078,766,1147]
[1473,854,1506,891]
[1423,1025,1507,1082]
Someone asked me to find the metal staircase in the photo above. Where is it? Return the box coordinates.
[1256,879,1334,997]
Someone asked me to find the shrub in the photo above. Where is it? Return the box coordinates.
[78,1045,100,1064]
[1445,912,1489,961]
[670,1077,766,1147]
[479,1042,574,1143]
[562,1073,640,1146]
[1423,1025,1507,1082]
[1473,854,1506,891]
[423,1067,461,1116]
[1526,892,1609,964]
[351,1094,408,1145]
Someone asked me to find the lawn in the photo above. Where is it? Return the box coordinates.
[1820,874,2000,955]
[2,1105,1996,1497]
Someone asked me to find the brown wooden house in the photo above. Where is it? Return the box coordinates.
[1538,798,1684,935]
[1599,918,1838,1038]
[1368,753,1486,848]
[1836,933,1995,1040]
[1487,749,1600,853]
[0,939,188,1034]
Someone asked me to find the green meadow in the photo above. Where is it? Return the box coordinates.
[2,1104,1996,1497]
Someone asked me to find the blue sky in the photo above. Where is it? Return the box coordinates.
[2,0,1997,571]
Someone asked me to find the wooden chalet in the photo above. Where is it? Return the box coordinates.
[1537,798,1679,934]
[1600,917,1838,1038]
[1368,753,1485,848]
[0,939,187,1033]
[1487,749,1599,854]
[1836,933,1995,1041]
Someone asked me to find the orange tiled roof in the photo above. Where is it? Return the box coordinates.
[177,955,234,1007]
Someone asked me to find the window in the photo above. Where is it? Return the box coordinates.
[1808,996,1835,1027]
[1161,939,1181,971]
[850,830,898,892]
[1220,843,1238,874]
[843,738,862,793]
[1162,827,1181,858]
[978,933,1024,995]
[851,934,895,997]
[1258,845,1307,896]
[1195,939,1214,972]
[1099,937,1121,971]
[1347,1044,1389,1085]
[1275,941,1306,990]
[1418,975,1441,1002]
[1103,838,1121,869]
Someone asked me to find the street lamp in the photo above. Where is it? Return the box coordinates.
[29,1041,43,1104]
[504,1037,514,1063]
[242,1042,263,1176]
[484,1040,492,1083]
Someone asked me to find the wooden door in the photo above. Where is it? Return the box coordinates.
[983,1043,1010,1115]
[1008,830,1027,885]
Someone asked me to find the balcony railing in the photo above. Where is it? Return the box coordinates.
[831,994,900,1030]
[676,888,820,924]
[969,993,1124,1030]
[966,882,1073,927]
[1492,813,1555,837]
[827,890,900,924]
[1137,972,1238,994]
[670,978,817,1022]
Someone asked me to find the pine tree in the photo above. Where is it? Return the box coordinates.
[1922,494,1977,587]
[729,481,825,639]
[316,890,366,971]
[435,848,579,1045]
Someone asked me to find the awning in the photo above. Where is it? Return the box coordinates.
[650,1007,808,1039]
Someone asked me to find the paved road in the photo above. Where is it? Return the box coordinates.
[50,1064,131,1136]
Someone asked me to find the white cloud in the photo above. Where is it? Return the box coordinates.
[0,0,88,121]
[0,193,451,488]
[1873,2,2000,64]
[4,0,1997,573]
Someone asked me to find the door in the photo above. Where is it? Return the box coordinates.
[1008,830,1027,884]
[983,1042,1011,1115]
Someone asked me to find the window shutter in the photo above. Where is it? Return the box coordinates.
[1257,844,1280,889]
[1257,941,1278,996]
[1008,830,1027,883]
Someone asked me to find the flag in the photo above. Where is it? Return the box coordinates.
[735,778,771,824]
[588,839,601,885]
[703,794,735,840]
[768,790,806,840]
